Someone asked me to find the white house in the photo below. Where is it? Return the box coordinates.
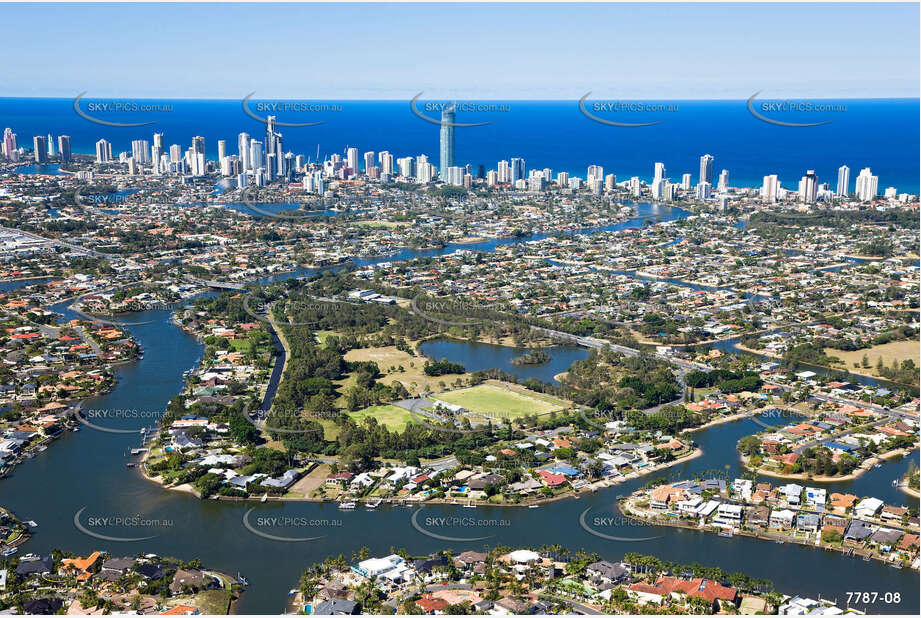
[713,503,743,527]
[770,508,796,528]
[855,497,884,519]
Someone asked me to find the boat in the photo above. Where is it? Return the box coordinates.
[718,531,733,538]
[528,505,539,509]
[338,502,356,510]
[260,493,268,503]
[463,503,476,509]
[2,548,17,556]
[774,540,784,544]
[26,521,38,528]
[365,499,382,509]
[126,463,135,468]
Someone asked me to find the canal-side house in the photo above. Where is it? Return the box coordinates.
[712,503,743,529]
[855,497,884,519]
[769,508,796,529]
[747,505,771,528]
[778,483,803,506]
[796,512,822,533]
[586,561,631,585]
[804,487,826,508]
[844,520,874,543]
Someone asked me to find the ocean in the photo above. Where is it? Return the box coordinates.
[2,97,918,193]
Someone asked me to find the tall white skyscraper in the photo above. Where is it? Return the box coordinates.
[497,160,510,183]
[380,151,394,175]
[249,140,264,171]
[681,173,691,190]
[95,139,112,163]
[439,105,455,176]
[397,156,414,178]
[717,169,729,192]
[238,132,251,170]
[346,147,359,175]
[761,175,779,203]
[798,170,818,203]
[587,164,604,183]
[150,133,163,173]
[363,151,375,172]
[131,140,150,165]
[836,165,850,197]
[653,162,665,185]
[855,167,878,201]
[217,140,227,163]
[699,154,714,186]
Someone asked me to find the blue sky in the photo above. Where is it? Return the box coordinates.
[3,2,919,99]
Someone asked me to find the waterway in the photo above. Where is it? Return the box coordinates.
[419,339,589,385]
[1,203,918,613]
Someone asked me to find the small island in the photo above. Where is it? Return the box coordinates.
[512,349,550,366]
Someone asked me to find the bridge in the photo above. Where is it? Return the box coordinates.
[184,277,248,291]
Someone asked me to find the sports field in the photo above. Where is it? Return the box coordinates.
[348,404,416,431]
[434,383,568,420]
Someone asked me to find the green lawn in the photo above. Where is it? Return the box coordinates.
[229,339,253,354]
[434,384,566,420]
[348,404,416,431]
